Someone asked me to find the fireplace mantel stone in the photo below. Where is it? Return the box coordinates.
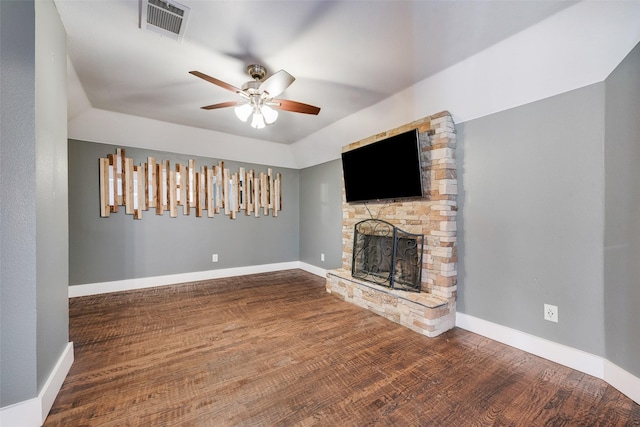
[326,111,457,338]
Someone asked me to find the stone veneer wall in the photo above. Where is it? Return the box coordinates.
[326,111,457,337]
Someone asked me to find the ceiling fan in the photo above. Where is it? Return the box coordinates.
[189,65,321,129]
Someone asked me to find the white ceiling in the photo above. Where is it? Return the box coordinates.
[55,0,575,145]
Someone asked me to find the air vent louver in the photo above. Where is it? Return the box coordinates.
[140,0,190,42]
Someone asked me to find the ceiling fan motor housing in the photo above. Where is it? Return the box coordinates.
[246,64,267,81]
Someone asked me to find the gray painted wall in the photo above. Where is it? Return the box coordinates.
[604,43,640,376]
[35,0,70,392]
[0,0,38,406]
[0,0,69,407]
[68,140,300,285]
[456,83,607,357]
[299,159,344,269]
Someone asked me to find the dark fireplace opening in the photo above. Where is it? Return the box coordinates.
[351,219,424,292]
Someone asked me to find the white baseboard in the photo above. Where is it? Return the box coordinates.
[604,359,640,404]
[456,312,640,404]
[39,342,74,423]
[0,342,74,427]
[298,262,327,278]
[69,262,302,297]
[0,399,39,427]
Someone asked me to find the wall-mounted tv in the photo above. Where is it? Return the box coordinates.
[341,128,423,203]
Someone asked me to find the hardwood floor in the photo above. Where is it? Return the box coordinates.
[46,270,639,426]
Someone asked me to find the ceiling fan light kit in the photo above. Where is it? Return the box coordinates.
[234,103,253,122]
[261,105,278,124]
[243,104,275,129]
[190,64,320,130]
[251,112,266,130]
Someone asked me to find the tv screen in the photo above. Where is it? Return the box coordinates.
[341,129,423,203]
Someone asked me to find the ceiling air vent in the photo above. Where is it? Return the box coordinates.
[139,0,190,42]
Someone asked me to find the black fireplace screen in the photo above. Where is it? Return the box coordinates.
[351,219,424,292]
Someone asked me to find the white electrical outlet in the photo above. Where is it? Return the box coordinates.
[212,254,218,263]
[544,304,558,323]
[321,253,325,262]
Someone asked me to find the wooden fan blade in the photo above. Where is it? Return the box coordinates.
[201,101,240,110]
[271,99,321,115]
[259,70,295,98]
[189,71,242,93]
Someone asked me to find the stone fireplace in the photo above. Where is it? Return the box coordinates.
[326,111,457,337]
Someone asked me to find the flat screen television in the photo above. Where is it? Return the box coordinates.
[341,128,423,203]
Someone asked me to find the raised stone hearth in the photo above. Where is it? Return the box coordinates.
[326,111,457,338]
[326,270,453,337]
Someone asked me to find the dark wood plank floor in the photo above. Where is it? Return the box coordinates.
[45,270,640,426]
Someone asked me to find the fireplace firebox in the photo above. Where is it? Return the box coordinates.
[351,219,424,292]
